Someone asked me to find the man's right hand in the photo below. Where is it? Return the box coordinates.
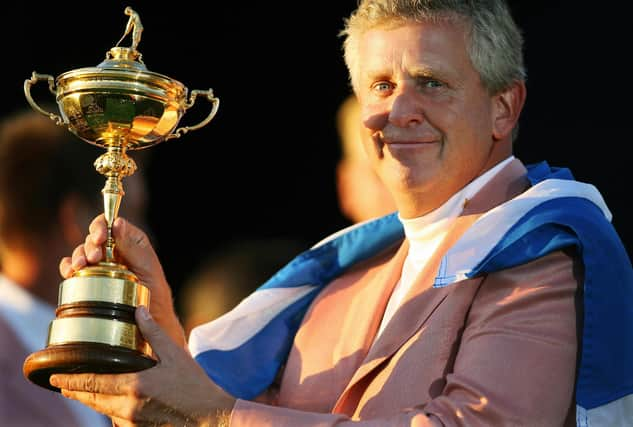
[59,214,186,348]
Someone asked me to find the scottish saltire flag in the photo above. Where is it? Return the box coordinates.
[188,161,633,426]
[188,210,405,399]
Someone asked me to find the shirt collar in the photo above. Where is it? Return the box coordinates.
[0,273,55,352]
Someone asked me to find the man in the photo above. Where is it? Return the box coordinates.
[53,1,633,426]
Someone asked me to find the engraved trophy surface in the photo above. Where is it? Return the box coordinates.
[22,7,219,392]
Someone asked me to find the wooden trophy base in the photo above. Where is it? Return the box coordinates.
[23,342,157,392]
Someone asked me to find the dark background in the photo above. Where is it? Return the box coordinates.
[3,2,631,300]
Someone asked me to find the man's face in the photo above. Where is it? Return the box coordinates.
[356,20,509,218]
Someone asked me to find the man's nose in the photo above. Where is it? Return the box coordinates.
[388,92,424,128]
[362,93,424,131]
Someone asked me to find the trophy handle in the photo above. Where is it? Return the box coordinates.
[24,72,65,126]
[166,89,220,140]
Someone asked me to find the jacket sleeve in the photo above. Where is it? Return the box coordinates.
[228,250,580,426]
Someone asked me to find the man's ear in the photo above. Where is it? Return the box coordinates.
[492,80,526,141]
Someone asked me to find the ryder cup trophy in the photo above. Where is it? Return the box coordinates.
[22,7,219,392]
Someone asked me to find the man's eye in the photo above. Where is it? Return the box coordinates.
[419,78,444,89]
[371,82,393,93]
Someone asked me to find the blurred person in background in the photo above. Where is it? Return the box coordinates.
[0,108,149,426]
[177,238,308,339]
[335,93,397,223]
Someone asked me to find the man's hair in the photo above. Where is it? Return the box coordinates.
[0,108,103,247]
[340,0,526,95]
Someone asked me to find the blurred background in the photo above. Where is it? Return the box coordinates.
[2,1,631,307]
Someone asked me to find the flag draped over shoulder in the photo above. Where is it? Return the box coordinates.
[188,161,633,426]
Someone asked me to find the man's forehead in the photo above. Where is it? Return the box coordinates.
[357,22,469,78]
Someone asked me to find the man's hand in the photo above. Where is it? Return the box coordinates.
[59,215,185,347]
[50,306,235,426]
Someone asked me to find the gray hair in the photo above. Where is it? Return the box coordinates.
[340,0,526,95]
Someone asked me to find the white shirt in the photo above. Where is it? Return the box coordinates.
[376,156,515,337]
[0,274,111,427]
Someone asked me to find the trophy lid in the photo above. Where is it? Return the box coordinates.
[55,7,186,101]
[55,45,185,92]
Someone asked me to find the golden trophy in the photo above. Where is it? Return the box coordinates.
[22,7,219,392]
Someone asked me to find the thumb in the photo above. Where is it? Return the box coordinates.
[135,305,178,361]
[112,217,162,279]
[112,218,174,315]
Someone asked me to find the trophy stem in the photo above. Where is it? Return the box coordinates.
[94,141,137,262]
[103,175,121,262]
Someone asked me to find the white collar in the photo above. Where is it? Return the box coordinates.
[399,155,515,249]
[0,273,55,352]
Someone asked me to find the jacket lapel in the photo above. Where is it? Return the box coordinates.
[331,241,410,371]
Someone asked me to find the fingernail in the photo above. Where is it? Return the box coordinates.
[138,306,151,320]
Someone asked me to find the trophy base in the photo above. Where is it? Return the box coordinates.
[23,342,157,392]
[23,262,156,392]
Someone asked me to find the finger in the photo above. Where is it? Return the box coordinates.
[135,306,178,360]
[50,372,137,395]
[88,214,109,245]
[60,389,138,421]
[71,244,87,271]
[60,256,73,278]
[62,389,171,426]
[84,233,102,264]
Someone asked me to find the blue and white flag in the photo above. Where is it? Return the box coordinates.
[188,161,633,426]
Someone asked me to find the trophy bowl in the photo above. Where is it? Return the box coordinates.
[22,7,219,393]
[57,48,185,150]
[27,46,218,151]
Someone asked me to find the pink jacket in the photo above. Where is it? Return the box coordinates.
[230,159,579,426]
